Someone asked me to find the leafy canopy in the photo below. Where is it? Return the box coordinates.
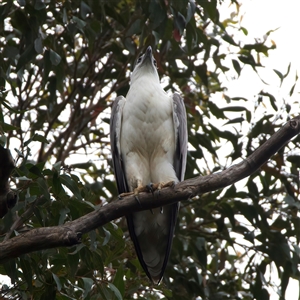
[0,0,299,299]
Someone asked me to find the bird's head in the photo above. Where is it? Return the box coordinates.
[130,46,159,84]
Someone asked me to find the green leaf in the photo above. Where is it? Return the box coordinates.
[221,106,248,112]
[80,1,91,19]
[240,26,248,35]
[107,283,123,300]
[25,195,37,203]
[60,174,82,200]
[53,161,62,172]
[35,0,46,10]
[238,54,258,66]
[232,59,241,76]
[53,171,63,195]
[234,201,258,225]
[202,0,218,22]
[289,83,296,96]
[37,177,50,200]
[59,207,70,225]
[102,227,111,246]
[34,37,43,54]
[17,0,25,6]
[52,273,62,291]
[194,237,207,269]
[195,64,208,86]
[20,257,33,291]
[196,133,216,155]
[247,179,259,198]
[1,122,19,131]
[126,19,142,37]
[273,69,283,80]
[72,16,86,30]
[32,134,49,144]
[16,175,31,181]
[16,44,36,71]
[225,117,245,125]
[0,135,7,147]
[283,63,291,78]
[222,33,237,46]
[49,49,61,66]
[283,194,300,209]
[71,162,94,170]
[67,250,79,275]
[175,12,186,34]
[29,165,43,177]
[113,268,125,298]
[208,101,226,119]
[220,202,235,227]
[82,277,93,299]
[186,0,196,23]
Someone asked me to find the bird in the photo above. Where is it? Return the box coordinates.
[110,46,187,284]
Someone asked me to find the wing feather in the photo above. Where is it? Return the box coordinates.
[110,96,129,193]
[149,93,187,283]
[173,93,188,182]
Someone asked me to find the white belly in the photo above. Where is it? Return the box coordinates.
[120,84,177,189]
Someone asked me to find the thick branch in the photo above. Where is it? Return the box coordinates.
[0,116,299,263]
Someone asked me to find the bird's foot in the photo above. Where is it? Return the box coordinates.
[151,181,176,196]
[119,184,151,205]
[147,181,176,214]
[119,191,133,198]
[133,185,152,205]
[162,180,176,189]
[146,182,154,193]
[118,181,175,211]
[119,190,141,205]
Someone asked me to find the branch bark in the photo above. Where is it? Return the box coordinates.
[0,116,299,263]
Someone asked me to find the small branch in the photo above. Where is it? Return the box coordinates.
[4,196,44,241]
[0,116,299,263]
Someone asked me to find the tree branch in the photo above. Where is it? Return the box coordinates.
[0,116,299,263]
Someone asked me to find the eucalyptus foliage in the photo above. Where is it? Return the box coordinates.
[0,0,299,299]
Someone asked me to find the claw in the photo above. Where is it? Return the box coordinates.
[134,195,141,205]
[162,181,176,189]
[118,195,123,200]
[146,182,154,194]
[160,207,163,214]
[120,191,134,198]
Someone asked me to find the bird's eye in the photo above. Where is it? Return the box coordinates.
[137,56,142,64]
[153,59,157,68]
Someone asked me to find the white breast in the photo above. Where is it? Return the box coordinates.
[120,76,177,190]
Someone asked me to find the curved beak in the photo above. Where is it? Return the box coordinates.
[145,46,152,57]
[141,46,153,64]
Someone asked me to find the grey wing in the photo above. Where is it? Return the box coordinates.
[173,92,188,182]
[110,96,129,194]
[151,93,187,283]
